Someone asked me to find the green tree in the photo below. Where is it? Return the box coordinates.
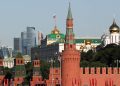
[4,67,13,79]
[90,61,107,67]
[93,44,120,67]
[40,60,50,79]
[80,60,89,67]
[81,50,95,61]
[25,62,33,82]
[81,44,120,67]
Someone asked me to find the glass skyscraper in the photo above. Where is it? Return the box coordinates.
[0,47,10,59]
[26,27,36,56]
[21,31,27,55]
[14,38,21,53]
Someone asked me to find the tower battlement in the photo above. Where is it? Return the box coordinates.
[80,67,120,75]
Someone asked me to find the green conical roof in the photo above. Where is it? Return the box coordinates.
[67,3,72,19]
[16,52,23,58]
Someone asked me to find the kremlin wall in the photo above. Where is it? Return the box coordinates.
[0,3,120,86]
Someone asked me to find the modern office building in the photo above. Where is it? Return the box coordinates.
[26,27,36,56]
[8,48,13,57]
[38,31,43,46]
[0,47,10,59]
[15,27,36,56]
[21,31,27,55]
[14,38,21,53]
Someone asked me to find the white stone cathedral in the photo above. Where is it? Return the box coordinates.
[101,19,120,46]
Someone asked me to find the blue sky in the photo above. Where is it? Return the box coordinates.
[0,0,120,48]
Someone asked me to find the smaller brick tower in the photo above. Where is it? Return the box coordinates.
[30,57,43,85]
[14,53,26,86]
[61,3,80,86]
[0,57,4,86]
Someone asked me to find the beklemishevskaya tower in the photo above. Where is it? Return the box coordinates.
[61,3,81,86]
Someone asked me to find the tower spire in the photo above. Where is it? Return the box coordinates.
[67,3,72,19]
[65,3,75,46]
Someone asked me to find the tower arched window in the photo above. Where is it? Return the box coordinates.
[0,61,2,64]
[18,78,19,81]
[112,67,114,74]
[21,60,22,64]
[18,60,19,64]
[37,62,39,65]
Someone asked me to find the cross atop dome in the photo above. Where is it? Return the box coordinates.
[113,18,116,25]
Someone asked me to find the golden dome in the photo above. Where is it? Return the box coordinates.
[85,40,91,45]
[109,20,120,33]
[51,26,60,34]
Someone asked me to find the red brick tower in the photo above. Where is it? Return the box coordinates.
[30,57,43,85]
[61,3,80,86]
[0,57,5,86]
[14,53,26,86]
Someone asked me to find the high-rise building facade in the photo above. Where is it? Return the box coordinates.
[38,31,43,46]
[14,38,21,53]
[0,47,10,59]
[21,31,27,55]
[26,27,36,56]
[8,48,13,57]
